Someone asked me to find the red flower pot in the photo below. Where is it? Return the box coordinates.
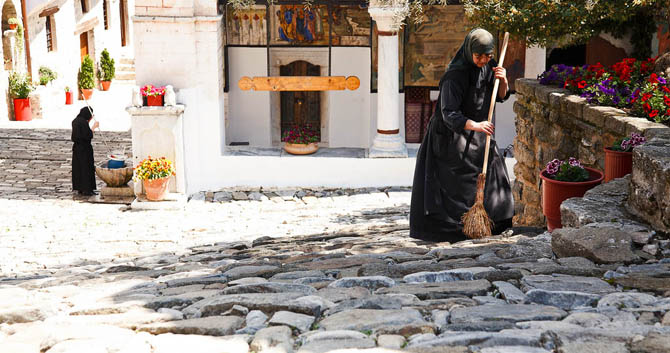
[65,92,73,105]
[81,89,93,101]
[604,147,633,182]
[540,167,604,232]
[101,81,111,91]
[146,95,164,106]
[143,177,170,201]
[13,98,31,121]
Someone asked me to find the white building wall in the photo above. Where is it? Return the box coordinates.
[0,0,23,122]
[226,47,270,146]
[329,47,370,148]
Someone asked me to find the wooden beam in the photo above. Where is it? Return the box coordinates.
[238,76,360,91]
[39,6,59,17]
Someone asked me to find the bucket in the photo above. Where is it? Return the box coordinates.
[108,154,126,169]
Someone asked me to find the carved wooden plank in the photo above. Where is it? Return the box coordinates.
[238,76,360,91]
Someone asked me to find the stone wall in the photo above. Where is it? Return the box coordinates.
[513,78,669,227]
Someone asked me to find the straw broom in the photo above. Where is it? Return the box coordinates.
[462,32,510,239]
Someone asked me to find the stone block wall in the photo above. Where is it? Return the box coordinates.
[513,78,669,227]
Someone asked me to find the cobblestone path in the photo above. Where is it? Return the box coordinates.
[1,129,670,353]
[0,129,132,200]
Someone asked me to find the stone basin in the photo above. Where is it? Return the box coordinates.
[96,160,133,187]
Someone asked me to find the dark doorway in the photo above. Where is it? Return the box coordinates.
[546,44,586,68]
[79,32,89,61]
[280,60,321,141]
[120,0,127,46]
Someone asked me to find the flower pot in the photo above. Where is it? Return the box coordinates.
[13,98,31,121]
[604,147,633,182]
[9,23,16,30]
[146,95,164,107]
[65,92,73,105]
[81,89,93,100]
[284,142,319,155]
[540,167,604,232]
[143,177,170,201]
[101,81,111,91]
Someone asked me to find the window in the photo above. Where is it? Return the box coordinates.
[103,0,109,29]
[46,16,54,51]
[81,0,88,13]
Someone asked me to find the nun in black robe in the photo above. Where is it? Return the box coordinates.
[71,107,98,195]
[409,28,514,242]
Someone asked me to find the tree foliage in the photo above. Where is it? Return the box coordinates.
[461,0,670,50]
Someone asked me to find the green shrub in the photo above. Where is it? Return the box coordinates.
[8,71,34,99]
[78,55,95,90]
[99,48,115,81]
[38,66,57,85]
[7,18,19,25]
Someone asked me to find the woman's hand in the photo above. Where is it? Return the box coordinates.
[465,120,494,136]
[493,67,507,82]
[92,120,100,131]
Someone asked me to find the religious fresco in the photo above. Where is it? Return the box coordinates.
[269,5,329,45]
[226,5,267,46]
[330,5,371,46]
[404,5,470,87]
[371,24,403,91]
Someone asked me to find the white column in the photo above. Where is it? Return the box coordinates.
[368,2,408,158]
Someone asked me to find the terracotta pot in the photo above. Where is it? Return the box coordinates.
[81,89,93,100]
[540,167,604,232]
[13,98,31,121]
[146,95,164,106]
[604,147,632,182]
[65,92,73,105]
[284,142,319,155]
[101,81,111,91]
[143,177,170,201]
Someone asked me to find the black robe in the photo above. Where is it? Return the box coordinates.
[409,59,514,242]
[71,115,96,193]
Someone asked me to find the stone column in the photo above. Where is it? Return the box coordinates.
[368,0,408,158]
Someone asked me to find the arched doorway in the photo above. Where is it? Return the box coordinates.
[280,60,321,141]
[2,0,18,71]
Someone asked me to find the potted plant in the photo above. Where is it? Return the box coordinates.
[98,48,115,91]
[540,157,604,231]
[604,132,647,182]
[8,71,35,121]
[140,85,166,106]
[282,123,320,155]
[78,55,95,100]
[133,156,176,201]
[65,86,73,105]
[38,66,57,86]
[8,17,19,30]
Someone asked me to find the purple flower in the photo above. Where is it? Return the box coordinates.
[621,139,631,151]
[568,157,582,167]
[659,77,667,85]
[545,159,562,175]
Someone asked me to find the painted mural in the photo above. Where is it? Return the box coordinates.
[226,5,267,46]
[371,24,403,91]
[659,23,670,55]
[404,5,470,87]
[269,5,329,45]
[502,36,526,92]
[330,5,371,46]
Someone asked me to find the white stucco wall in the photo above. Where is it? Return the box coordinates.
[226,47,270,146]
[329,47,370,148]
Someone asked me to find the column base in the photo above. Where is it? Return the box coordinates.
[369,133,408,158]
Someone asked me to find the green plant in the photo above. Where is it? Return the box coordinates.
[38,66,57,85]
[65,86,70,92]
[281,123,319,144]
[78,55,95,90]
[99,48,115,81]
[8,18,19,25]
[545,157,590,182]
[8,71,34,99]
[15,22,23,54]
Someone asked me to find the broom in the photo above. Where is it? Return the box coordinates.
[462,32,510,239]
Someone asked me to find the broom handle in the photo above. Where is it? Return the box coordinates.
[481,32,509,175]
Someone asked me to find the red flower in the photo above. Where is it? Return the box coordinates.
[649,73,659,83]
[643,102,651,112]
[642,93,652,102]
[577,80,587,89]
[663,86,670,94]
[664,96,670,106]
[649,110,659,118]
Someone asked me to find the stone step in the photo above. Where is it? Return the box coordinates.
[116,64,135,72]
[119,57,134,65]
[115,72,136,80]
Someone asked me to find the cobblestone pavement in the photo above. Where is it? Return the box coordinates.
[2,129,670,353]
[0,129,132,200]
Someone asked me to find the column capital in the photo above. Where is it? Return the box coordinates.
[368,0,408,33]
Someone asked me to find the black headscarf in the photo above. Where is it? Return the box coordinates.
[77,107,93,121]
[445,28,495,73]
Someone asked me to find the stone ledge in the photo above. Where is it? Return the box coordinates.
[126,105,185,116]
[629,142,670,233]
